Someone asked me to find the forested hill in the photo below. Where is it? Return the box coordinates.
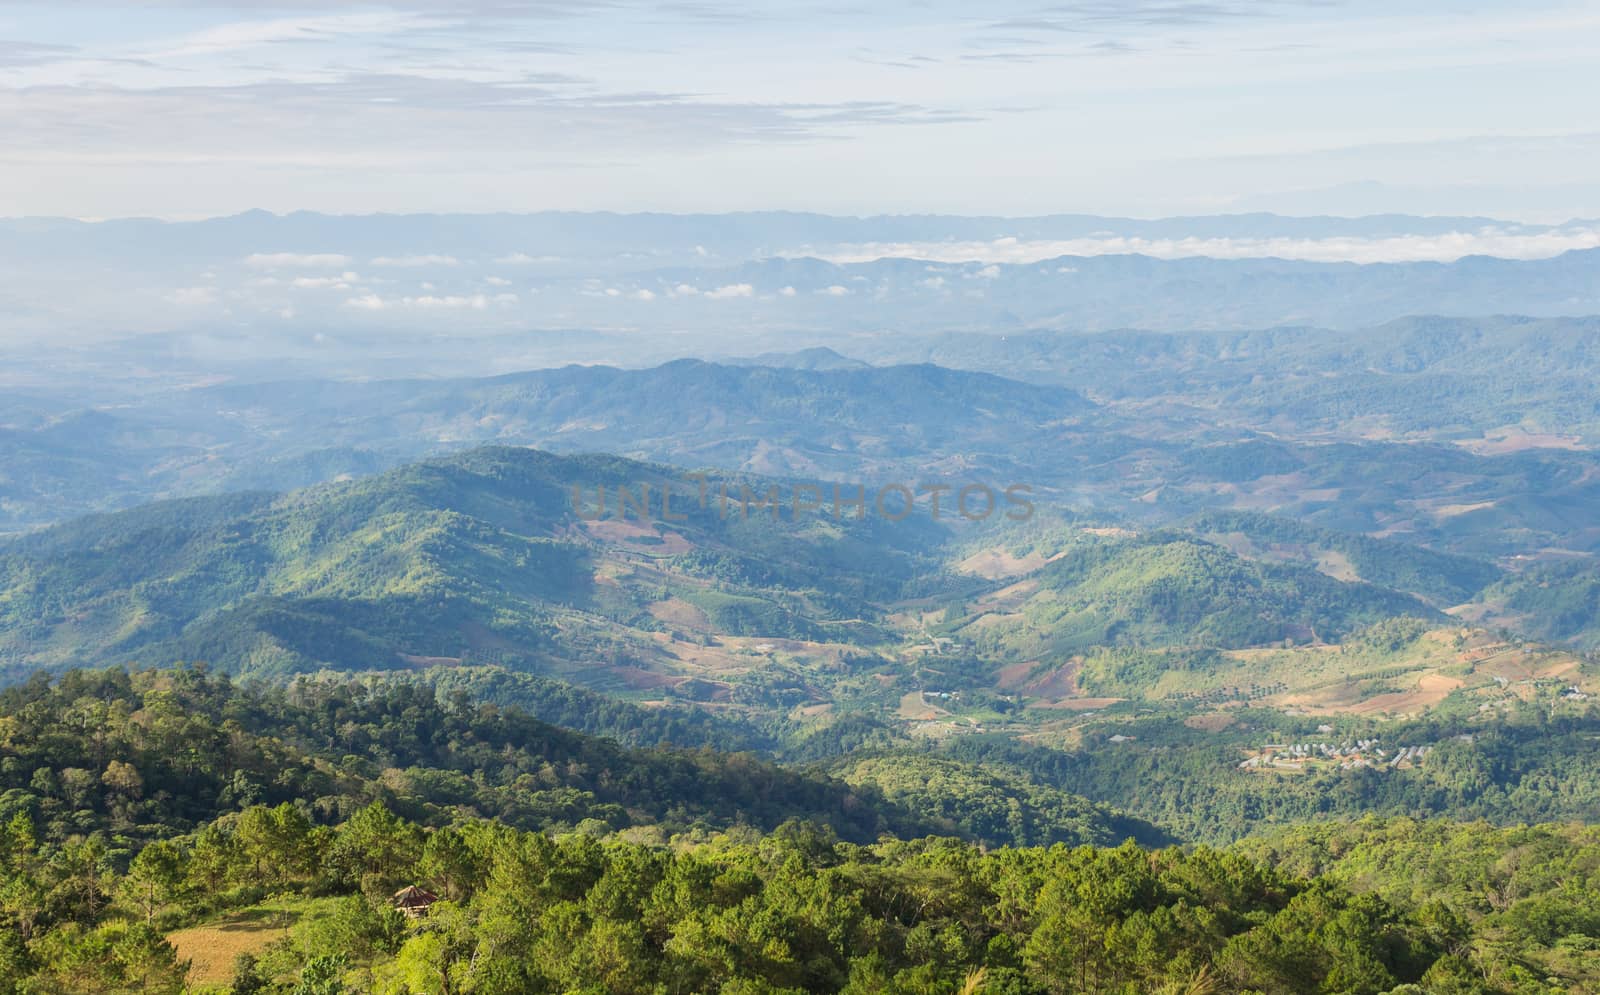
[1183,509,1503,606]
[0,446,947,680]
[0,665,1162,850]
[0,665,899,844]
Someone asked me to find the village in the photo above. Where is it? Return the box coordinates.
[1237,737,1437,773]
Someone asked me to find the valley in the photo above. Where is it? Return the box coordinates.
[6,4,1600,986]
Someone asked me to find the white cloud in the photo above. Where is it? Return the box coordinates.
[799,227,1600,266]
[370,254,461,267]
[817,285,850,296]
[632,289,657,301]
[494,253,563,264]
[244,252,352,269]
[409,294,488,309]
[778,285,797,297]
[976,264,1000,279]
[291,271,360,289]
[670,283,700,297]
[166,286,216,306]
[485,276,512,286]
[604,287,622,297]
[343,291,523,311]
[919,276,947,289]
[705,283,754,299]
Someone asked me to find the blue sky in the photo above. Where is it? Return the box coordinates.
[3,0,1599,220]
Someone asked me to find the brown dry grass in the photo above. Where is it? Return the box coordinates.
[1457,426,1586,455]
[578,518,694,553]
[168,910,293,987]
[956,548,1048,579]
[1275,671,1464,716]
[898,691,946,720]
[1184,712,1237,732]
[647,597,714,632]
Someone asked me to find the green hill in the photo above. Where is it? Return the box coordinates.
[1185,509,1502,606]
[825,752,1169,848]
[0,447,944,682]
[1476,557,1600,648]
[950,531,1441,663]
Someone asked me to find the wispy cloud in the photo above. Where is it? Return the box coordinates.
[244,252,353,268]
[290,272,360,289]
[370,253,461,266]
[0,73,970,181]
[144,12,429,59]
[2,0,1596,221]
[494,252,562,264]
[341,291,519,310]
[0,39,78,68]
[981,1,1311,36]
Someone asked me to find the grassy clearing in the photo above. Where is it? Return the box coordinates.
[166,898,309,989]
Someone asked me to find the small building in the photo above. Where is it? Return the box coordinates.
[393,885,439,919]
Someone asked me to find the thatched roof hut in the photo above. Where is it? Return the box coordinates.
[393,885,439,918]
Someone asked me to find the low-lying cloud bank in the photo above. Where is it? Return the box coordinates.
[799,227,1600,265]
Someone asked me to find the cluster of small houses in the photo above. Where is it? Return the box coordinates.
[1238,738,1433,772]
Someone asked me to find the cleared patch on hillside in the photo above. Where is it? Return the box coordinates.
[1457,425,1586,455]
[648,597,714,633]
[1275,672,1464,716]
[168,909,294,986]
[898,690,948,721]
[957,548,1048,579]
[578,518,694,554]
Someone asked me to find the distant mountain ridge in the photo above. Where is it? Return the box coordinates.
[722,346,870,370]
[0,358,1095,531]
[6,208,1599,362]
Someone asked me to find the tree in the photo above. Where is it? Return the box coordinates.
[50,837,111,922]
[237,803,315,886]
[121,840,187,924]
[112,923,190,995]
[420,827,482,902]
[293,954,349,995]
[332,802,424,895]
[229,952,271,995]
[187,822,239,892]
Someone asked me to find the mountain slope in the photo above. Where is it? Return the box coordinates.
[1185,509,1502,606]
[0,359,1095,531]
[0,447,946,681]
[947,531,1440,664]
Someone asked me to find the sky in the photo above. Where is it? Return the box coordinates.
[2,1,1600,220]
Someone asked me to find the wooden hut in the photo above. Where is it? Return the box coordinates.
[393,885,439,919]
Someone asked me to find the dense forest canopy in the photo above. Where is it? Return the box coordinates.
[0,668,1596,994]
